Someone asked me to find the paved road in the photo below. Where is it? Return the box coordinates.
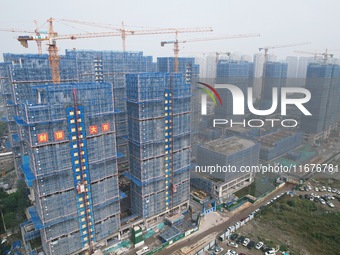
[157,183,295,255]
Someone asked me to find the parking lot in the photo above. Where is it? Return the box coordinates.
[213,236,273,255]
[296,183,340,210]
[211,192,287,255]
[209,182,340,255]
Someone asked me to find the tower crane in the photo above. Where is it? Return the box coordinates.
[17,17,213,83]
[56,18,213,52]
[161,33,261,72]
[258,42,311,105]
[294,49,336,63]
[0,23,47,54]
[258,42,311,60]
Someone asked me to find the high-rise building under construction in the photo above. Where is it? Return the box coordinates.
[301,63,340,143]
[125,72,191,223]
[0,51,194,254]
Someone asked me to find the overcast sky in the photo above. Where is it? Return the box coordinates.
[0,0,339,62]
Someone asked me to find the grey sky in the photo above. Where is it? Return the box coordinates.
[1,0,339,62]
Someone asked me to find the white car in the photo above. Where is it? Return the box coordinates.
[225,249,237,255]
[255,241,264,249]
[265,249,276,255]
[214,246,224,254]
[228,242,238,248]
[328,187,332,192]
[243,238,250,246]
[327,201,334,208]
[315,187,319,192]
[320,198,326,205]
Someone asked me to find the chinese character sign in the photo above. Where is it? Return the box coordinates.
[54,130,65,141]
[38,133,48,143]
[89,125,98,135]
[101,123,110,132]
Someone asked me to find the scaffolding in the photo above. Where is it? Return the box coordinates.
[196,136,259,183]
[214,60,254,120]
[259,130,302,160]
[157,57,200,159]
[11,82,120,255]
[301,63,340,141]
[126,72,191,219]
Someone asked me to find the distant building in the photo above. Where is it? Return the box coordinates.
[253,53,277,78]
[301,63,340,143]
[214,60,254,120]
[205,54,217,79]
[296,56,316,78]
[192,137,259,199]
[286,56,299,78]
[258,130,302,160]
[261,61,287,110]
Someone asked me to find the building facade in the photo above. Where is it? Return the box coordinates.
[301,63,340,143]
[192,137,259,199]
[125,72,191,224]
[214,60,254,120]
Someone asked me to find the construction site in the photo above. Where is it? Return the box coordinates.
[191,137,260,199]
[1,13,338,255]
[0,17,210,255]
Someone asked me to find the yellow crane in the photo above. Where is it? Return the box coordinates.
[17,18,213,83]
[258,42,311,105]
[0,21,47,54]
[56,18,213,52]
[294,49,337,63]
[161,33,261,72]
[258,42,311,60]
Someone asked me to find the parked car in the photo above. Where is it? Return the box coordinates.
[255,241,264,249]
[214,246,224,254]
[225,249,237,255]
[332,188,337,193]
[247,241,255,249]
[328,187,332,192]
[265,249,276,255]
[304,194,309,199]
[236,236,245,244]
[229,233,238,240]
[228,242,238,248]
[242,238,250,246]
[315,187,319,192]
[327,201,335,208]
[262,246,272,252]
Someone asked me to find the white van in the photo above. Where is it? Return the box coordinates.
[136,246,149,255]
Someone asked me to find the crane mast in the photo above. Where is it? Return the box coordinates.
[161,33,261,72]
[16,17,213,83]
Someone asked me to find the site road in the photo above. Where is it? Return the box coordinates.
[156,183,295,255]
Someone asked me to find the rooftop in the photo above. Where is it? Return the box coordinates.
[201,136,255,155]
[259,130,298,148]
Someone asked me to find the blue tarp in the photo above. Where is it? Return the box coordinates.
[27,207,44,230]
[119,191,127,200]
[20,156,35,187]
